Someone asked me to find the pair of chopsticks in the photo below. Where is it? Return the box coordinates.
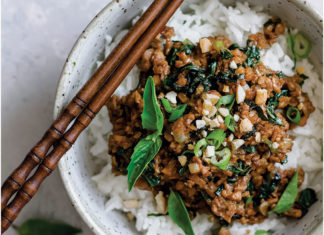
[1,0,183,232]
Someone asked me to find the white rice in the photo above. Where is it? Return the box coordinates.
[88,1,323,234]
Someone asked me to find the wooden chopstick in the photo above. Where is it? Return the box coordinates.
[1,0,168,212]
[1,0,183,232]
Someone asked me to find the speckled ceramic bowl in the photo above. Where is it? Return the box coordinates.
[54,0,323,234]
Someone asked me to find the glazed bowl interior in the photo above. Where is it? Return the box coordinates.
[54,0,323,234]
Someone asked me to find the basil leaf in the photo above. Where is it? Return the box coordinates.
[143,161,160,187]
[259,172,281,201]
[255,230,272,235]
[270,170,299,214]
[16,218,81,235]
[168,190,195,235]
[161,98,187,122]
[245,196,253,206]
[141,76,164,133]
[216,94,235,108]
[127,133,162,191]
[241,125,256,140]
[179,150,195,176]
[267,90,289,109]
[298,188,317,209]
[244,44,260,68]
[215,184,225,196]
[228,43,240,50]
[164,64,205,95]
[169,104,187,122]
[200,191,212,201]
[266,105,284,126]
[228,160,251,176]
[220,49,233,59]
[242,145,257,153]
[161,98,174,113]
[245,100,268,121]
[225,115,236,132]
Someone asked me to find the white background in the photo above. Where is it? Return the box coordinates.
[2,0,322,234]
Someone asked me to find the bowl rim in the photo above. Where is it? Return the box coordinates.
[53,1,119,234]
[53,0,323,234]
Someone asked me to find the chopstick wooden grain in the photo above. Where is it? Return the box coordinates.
[1,0,168,212]
[1,0,183,232]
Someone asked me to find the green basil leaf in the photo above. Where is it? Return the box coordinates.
[161,98,187,122]
[241,125,256,140]
[245,100,268,121]
[225,115,236,132]
[141,76,164,133]
[298,188,317,209]
[220,49,233,59]
[259,172,281,201]
[143,161,160,187]
[168,190,195,235]
[161,98,174,113]
[255,230,272,235]
[270,170,299,214]
[214,184,225,196]
[169,104,187,122]
[244,44,260,68]
[216,94,235,108]
[127,133,162,191]
[245,196,253,206]
[228,43,240,50]
[266,105,284,126]
[16,218,81,235]
[228,160,251,176]
[267,90,289,109]
[242,145,257,153]
[200,191,212,201]
[179,150,195,176]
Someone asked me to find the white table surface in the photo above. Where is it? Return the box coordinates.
[2,0,322,234]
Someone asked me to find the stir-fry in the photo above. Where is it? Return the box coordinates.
[106,17,317,234]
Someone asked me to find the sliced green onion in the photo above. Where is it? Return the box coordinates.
[264,138,276,153]
[216,94,235,108]
[182,38,192,46]
[206,129,226,150]
[286,107,301,124]
[287,31,297,70]
[225,115,236,132]
[211,148,231,170]
[213,40,224,51]
[293,33,311,58]
[194,138,207,157]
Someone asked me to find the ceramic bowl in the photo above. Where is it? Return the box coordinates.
[54,0,323,234]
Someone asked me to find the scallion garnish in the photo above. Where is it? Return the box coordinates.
[286,107,301,124]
